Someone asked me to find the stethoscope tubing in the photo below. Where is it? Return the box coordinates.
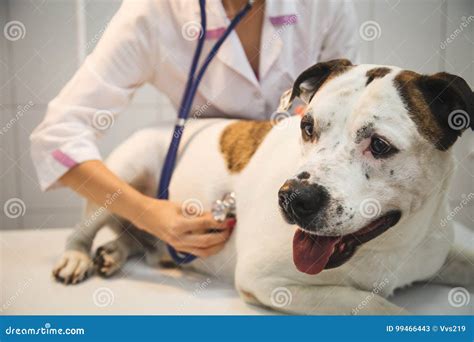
[157,0,253,264]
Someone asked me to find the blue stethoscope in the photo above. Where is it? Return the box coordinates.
[157,0,254,264]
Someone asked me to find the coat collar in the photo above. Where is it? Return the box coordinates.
[178,0,298,88]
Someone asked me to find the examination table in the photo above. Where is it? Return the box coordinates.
[1,224,472,315]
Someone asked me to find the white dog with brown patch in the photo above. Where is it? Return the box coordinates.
[53,60,474,314]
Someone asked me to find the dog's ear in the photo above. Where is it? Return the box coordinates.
[415,72,473,150]
[277,59,353,113]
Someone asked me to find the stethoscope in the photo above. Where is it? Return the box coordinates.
[156,0,254,264]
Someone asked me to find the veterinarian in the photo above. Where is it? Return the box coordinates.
[30,0,359,258]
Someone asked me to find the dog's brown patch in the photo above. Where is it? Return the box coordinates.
[393,70,444,146]
[220,120,273,173]
[366,67,391,85]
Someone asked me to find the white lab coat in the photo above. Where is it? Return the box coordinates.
[30,0,359,191]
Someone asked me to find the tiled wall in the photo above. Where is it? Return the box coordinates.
[1,0,473,230]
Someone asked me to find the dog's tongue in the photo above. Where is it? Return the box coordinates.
[293,230,341,275]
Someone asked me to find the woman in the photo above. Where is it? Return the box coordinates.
[30,0,359,258]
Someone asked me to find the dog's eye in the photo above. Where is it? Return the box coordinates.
[369,136,393,158]
[300,114,314,140]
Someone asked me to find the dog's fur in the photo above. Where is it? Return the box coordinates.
[53,60,474,314]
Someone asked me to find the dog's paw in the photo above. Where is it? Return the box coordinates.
[52,250,94,285]
[94,244,126,277]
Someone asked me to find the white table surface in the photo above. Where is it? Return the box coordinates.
[1,226,472,315]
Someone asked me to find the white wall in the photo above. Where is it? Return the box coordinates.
[1,0,473,230]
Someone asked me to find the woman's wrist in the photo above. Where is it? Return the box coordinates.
[120,190,153,226]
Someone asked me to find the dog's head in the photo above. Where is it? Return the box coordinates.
[277,59,473,275]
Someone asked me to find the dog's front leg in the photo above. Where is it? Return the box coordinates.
[52,205,112,284]
[241,284,407,315]
[430,244,474,288]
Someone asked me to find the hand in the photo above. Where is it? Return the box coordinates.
[132,197,235,258]
[59,161,234,258]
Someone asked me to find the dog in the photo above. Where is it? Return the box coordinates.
[52,59,474,314]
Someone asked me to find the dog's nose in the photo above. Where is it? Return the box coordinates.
[278,180,330,224]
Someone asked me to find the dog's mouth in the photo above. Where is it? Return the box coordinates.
[292,210,401,275]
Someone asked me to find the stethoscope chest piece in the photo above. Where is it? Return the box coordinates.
[212,192,236,222]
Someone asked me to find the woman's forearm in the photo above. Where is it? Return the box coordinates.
[59,160,234,257]
[59,160,147,223]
